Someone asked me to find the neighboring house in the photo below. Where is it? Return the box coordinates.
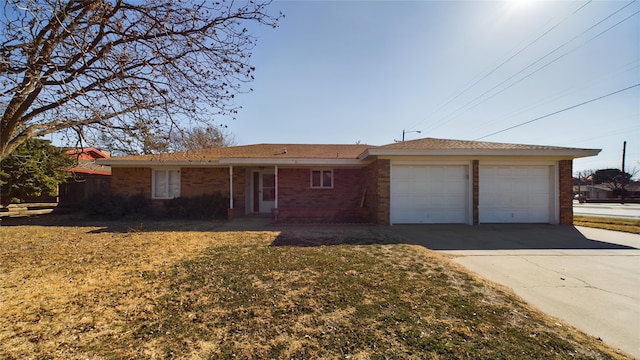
[98,138,600,225]
[574,183,640,200]
[573,184,611,200]
[625,183,640,198]
[58,148,111,205]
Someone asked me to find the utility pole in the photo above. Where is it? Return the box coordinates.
[621,141,626,204]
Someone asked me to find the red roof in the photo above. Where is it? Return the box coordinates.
[66,147,110,160]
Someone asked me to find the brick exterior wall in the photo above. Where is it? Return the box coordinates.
[110,167,152,198]
[277,168,365,208]
[232,167,246,216]
[111,166,246,216]
[472,160,479,225]
[558,160,573,225]
[362,159,390,225]
[362,162,377,222]
[272,167,371,223]
[180,167,246,216]
[181,167,228,197]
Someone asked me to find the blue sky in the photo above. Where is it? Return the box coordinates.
[226,0,639,175]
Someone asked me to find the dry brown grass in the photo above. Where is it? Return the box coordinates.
[574,216,640,234]
[0,221,261,358]
[0,221,630,359]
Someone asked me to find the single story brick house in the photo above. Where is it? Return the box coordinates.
[98,138,600,225]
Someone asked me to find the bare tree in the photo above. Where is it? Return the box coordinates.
[173,125,236,151]
[592,168,637,193]
[1,0,281,160]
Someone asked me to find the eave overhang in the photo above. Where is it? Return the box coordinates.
[69,168,111,176]
[97,158,365,167]
[357,148,601,160]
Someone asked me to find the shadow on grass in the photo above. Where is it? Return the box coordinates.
[2,212,636,250]
[0,212,225,233]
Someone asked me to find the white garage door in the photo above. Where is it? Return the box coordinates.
[391,165,468,224]
[479,165,552,223]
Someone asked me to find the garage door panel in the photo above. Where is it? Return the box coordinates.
[525,182,548,193]
[483,193,510,206]
[529,167,548,176]
[479,165,552,223]
[527,196,549,207]
[432,210,466,223]
[391,165,468,224]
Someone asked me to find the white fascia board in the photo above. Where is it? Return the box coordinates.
[98,158,366,167]
[96,159,222,167]
[218,158,364,166]
[361,148,600,159]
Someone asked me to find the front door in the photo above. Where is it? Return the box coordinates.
[255,172,275,213]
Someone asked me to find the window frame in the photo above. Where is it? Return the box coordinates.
[310,169,334,189]
[152,168,181,199]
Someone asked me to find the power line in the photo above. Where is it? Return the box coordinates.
[473,61,640,134]
[474,84,640,140]
[405,1,591,132]
[428,2,639,134]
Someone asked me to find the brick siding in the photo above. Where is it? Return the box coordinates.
[272,167,371,223]
[181,167,246,216]
[111,166,246,216]
[232,167,246,216]
[181,167,229,197]
[110,167,152,198]
[558,160,573,225]
[362,159,390,225]
[277,168,365,208]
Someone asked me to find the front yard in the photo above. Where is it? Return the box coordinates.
[0,221,629,359]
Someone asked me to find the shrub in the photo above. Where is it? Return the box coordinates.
[127,194,152,217]
[163,193,229,219]
[81,193,128,219]
[82,193,228,220]
[81,193,152,219]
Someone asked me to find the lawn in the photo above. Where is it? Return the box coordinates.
[574,216,640,234]
[0,221,629,359]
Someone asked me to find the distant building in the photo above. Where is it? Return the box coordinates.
[58,148,111,205]
[574,183,640,201]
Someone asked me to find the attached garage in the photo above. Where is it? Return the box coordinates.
[479,165,555,223]
[390,165,469,224]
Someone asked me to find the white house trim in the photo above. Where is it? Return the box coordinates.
[359,148,600,160]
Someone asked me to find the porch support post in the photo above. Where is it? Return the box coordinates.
[274,165,278,209]
[229,166,234,209]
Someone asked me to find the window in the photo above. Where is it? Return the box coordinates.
[311,169,333,188]
[153,169,180,198]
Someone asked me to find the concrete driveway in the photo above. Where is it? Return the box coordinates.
[392,224,640,358]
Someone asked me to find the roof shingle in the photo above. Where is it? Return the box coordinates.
[378,138,591,151]
[101,137,599,164]
[110,144,372,162]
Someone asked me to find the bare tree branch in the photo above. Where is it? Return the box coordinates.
[1,0,281,159]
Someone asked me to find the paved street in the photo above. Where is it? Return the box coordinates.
[573,201,640,219]
[393,224,640,358]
